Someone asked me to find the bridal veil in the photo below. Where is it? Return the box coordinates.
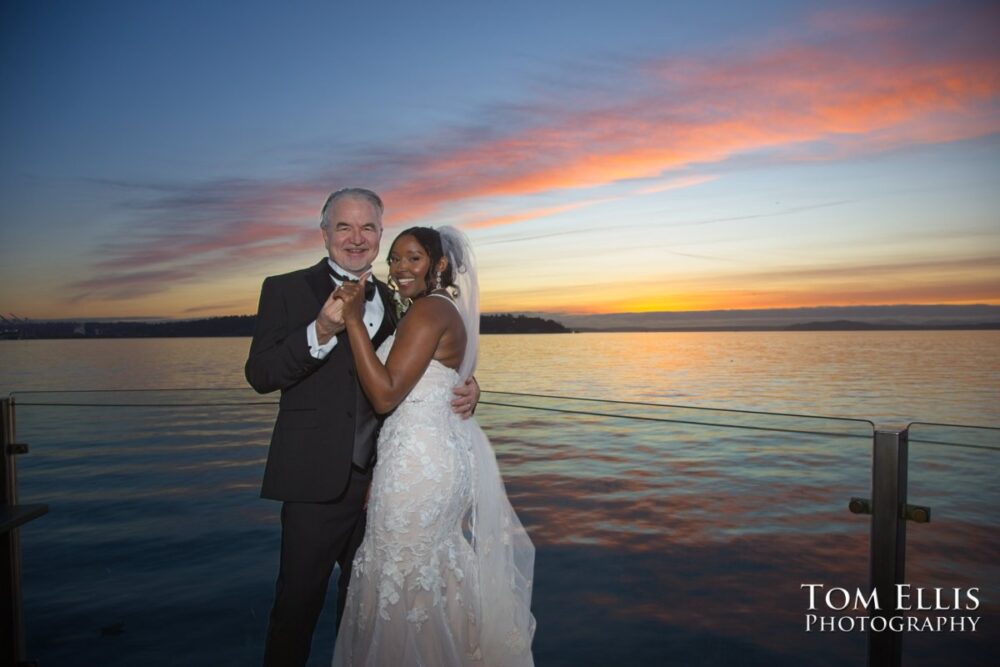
[439,226,536,664]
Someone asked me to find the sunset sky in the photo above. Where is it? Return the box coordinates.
[1,0,998,320]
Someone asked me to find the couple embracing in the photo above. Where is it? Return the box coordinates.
[245,188,536,666]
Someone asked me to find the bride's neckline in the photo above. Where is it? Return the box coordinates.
[418,292,461,373]
[426,291,459,311]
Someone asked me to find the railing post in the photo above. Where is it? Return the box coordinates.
[1,398,17,504]
[2,397,26,667]
[867,426,908,667]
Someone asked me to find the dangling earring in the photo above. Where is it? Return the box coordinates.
[435,271,443,289]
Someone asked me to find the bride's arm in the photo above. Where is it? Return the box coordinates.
[338,279,447,414]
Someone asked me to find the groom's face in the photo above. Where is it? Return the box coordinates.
[322,196,383,273]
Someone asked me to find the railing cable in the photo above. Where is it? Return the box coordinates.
[9,389,999,450]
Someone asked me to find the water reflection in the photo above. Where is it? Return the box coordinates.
[9,392,998,665]
[473,403,872,665]
[903,423,1000,667]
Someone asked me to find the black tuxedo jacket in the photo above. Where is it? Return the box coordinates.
[245,258,397,502]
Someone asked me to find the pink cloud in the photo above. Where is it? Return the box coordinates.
[375,3,998,221]
[637,175,717,195]
[462,199,615,230]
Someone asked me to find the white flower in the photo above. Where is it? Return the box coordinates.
[406,605,429,630]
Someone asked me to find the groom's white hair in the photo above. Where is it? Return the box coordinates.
[319,188,384,229]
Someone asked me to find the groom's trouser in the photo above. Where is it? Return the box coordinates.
[262,466,370,667]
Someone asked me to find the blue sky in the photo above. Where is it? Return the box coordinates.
[1,0,998,319]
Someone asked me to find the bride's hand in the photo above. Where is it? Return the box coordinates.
[333,271,370,322]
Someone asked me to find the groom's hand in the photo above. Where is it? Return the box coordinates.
[316,292,346,344]
[451,376,480,420]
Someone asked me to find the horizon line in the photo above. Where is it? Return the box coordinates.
[5,302,1000,324]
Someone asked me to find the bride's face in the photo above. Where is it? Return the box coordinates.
[388,234,439,298]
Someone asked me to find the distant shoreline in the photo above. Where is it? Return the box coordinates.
[6,304,999,339]
[573,320,1000,333]
[0,313,572,340]
[1,316,998,339]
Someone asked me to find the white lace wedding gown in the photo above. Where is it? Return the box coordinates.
[332,330,535,667]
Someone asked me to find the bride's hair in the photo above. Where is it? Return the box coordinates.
[393,227,455,298]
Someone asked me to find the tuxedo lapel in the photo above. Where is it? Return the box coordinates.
[305,258,333,306]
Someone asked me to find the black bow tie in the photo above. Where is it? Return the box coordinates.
[329,267,376,301]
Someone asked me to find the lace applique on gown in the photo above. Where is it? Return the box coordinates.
[332,333,535,667]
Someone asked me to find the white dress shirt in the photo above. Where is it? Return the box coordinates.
[307,260,386,359]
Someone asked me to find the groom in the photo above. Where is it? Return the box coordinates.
[245,188,479,666]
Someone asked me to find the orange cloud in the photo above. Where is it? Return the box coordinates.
[480,254,1000,314]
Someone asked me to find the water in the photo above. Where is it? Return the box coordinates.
[4,331,998,423]
[1,332,998,666]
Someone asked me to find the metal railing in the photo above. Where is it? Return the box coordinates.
[1,397,48,667]
[3,389,998,667]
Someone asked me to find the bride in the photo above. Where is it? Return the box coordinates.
[330,226,535,666]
